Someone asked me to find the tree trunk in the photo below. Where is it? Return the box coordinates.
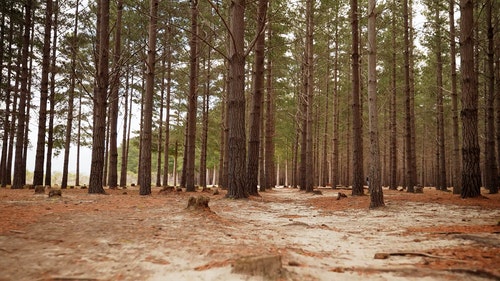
[403,0,417,193]
[61,0,79,189]
[484,0,498,194]
[351,0,364,196]
[184,0,199,192]
[1,15,14,187]
[199,50,211,189]
[138,0,159,195]
[107,0,123,189]
[33,0,53,186]
[449,0,461,194]
[225,0,248,199]
[162,24,172,187]
[119,67,129,188]
[246,0,268,195]
[45,1,58,187]
[331,3,340,189]
[367,0,384,208]
[156,55,165,187]
[434,7,446,191]
[389,0,398,190]
[12,0,32,189]
[89,0,110,194]
[460,0,482,198]
[265,26,275,190]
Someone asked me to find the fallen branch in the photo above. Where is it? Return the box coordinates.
[374,252,462,261]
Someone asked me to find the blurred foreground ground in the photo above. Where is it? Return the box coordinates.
[0,186,499,281]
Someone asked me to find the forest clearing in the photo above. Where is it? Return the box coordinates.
[0,186,499,281]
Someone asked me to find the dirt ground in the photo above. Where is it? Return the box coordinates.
[0,186,499,281]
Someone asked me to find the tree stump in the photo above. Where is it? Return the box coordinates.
[48,189,62,197]
[159,186,175,194]
[337,192,347,200]
[34,185,45,194]
[232,255,283,279]
[186,196,210,210]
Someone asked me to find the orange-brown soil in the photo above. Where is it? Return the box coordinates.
[0,186,498,280]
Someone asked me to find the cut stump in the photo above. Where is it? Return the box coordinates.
[48,189,62,197]
[186,196,211,211]
[34,185,45,194]
[232,255,283,279]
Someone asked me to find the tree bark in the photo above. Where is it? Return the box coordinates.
[12,0,32,189]
[33,0,53,186]
[225,0,248,199]
[484,0,498,194]
[265,25,276,190]
[403,0,417,193]
[61,0,79,189]
[460,0,482,198]
[89,0,110,194]
[351,0,364,196]
[45,1,58,187]
[434,6,446,191]
[185,0,199,192]
[138,0,159,195]
[389,0,398,191]
[367,0,384,208]
[449,0,461,194]
[107,0,123,189]
[246,0,268,195]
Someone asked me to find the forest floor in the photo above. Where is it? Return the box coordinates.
[0,185,499,281]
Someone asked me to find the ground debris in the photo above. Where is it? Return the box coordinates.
[374,251,461,261]
[186,195,211,211]
[232,254,283,279]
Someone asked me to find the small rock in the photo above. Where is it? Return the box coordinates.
[288,261,300,267]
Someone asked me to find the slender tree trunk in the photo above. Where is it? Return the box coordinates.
[246,0,268,195]
[367,0,384,208]
[449,0,461,194]
[265,25,276,190]
[45,1,58,187]
[351,0,364,195]
[331,4,340,189]
[184,0,198,192]
[304,0,314,193]
[460,0,482,198]
[403,0,417,192]
[199,51,210,189]
[1,16,14,187]
[225,0,248,199]
[162,26,172,187]
[259,93,266,190]
[218,74,227,188]
[12,0,32,189]
[484,0,498,194]
[138,0,159,195]
[75,85,82,186]
[89,0,110,194]
[107,0,123,189]
[62,0,79,189]
[389,0,398,190]
[434,7,446,191]
[33,0,53,186]
[321,34,330,187]
[156,57,165,187]
[119,66,129,188]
